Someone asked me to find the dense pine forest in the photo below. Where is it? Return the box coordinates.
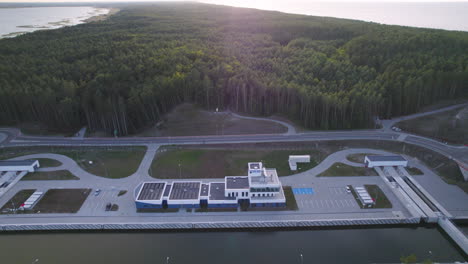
[0,3,467,135]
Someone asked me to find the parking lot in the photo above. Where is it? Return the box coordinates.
[79,188,122,215]
[293,183,361,213]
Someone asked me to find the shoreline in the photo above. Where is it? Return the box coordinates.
[0,7,116,39]
[84,7,119,23]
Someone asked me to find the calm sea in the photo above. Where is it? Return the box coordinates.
[202,1,468,31]
[0,7,109,38]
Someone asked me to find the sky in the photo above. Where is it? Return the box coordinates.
[1,0,468,3]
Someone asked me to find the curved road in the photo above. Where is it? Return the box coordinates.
[0,104,466,167]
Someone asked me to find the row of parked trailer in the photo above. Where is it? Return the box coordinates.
[22,191,43,209]
[354,187,375,206]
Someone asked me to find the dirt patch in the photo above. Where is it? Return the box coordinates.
[33,189,91,213]
[21,170,79,181]
[397,106,468,144]
[0,189,35,214]
[136,103,288,137]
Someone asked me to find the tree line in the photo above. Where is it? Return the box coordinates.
[0,3,467,135]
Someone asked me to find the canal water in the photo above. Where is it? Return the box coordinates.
[0,227,465,264]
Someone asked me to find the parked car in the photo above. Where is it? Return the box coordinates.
[94,189,101,196]
[105,203,112,211]
[345,186,351,193]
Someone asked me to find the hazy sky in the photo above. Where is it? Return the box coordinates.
[2,0,468,3]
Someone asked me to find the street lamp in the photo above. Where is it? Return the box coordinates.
[178,163,181,178]
[300,253,303,264]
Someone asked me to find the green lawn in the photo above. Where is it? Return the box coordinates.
[346,153,372,164]
[21,170,79,181]
[349,185,392,209]
[0,146,146,179]
[318,163,378,177]
[396,106,468,144]
[33,189,91,213]
[365,185,392,208]
[150,148,320,179]
[0,189,36,214]
[37,158,62,168]
[405,167,424,176]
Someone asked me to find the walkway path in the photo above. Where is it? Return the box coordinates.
[227,111,296,135]
[380,102,468,131]
[0,132,6,144]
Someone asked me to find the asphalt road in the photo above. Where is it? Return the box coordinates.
[0,103,467,166]
[1,128,466,165]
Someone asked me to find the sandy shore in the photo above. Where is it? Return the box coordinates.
[85,8,119,23]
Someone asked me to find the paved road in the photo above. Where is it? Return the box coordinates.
[2,128,466,167]
[227,111,296,135]
[0,146,413,224]
[380,102,468,131]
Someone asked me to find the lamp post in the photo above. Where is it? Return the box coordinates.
[178,163,181,178]
[300,253,303,264]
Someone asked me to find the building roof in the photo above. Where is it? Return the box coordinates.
[226,176,249,189]
[200,184,210,197]
[163,184,172,197]
[366,155,406,162]
[209,182,235,201]
[250,168,280,186]
[249,162,262,170]
[169,182,201,200]
[137,182,165,201]
[0,160,37,167]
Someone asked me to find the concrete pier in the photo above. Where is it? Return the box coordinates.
[438,217,468,255]
[0,217,420,232]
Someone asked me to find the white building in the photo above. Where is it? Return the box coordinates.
[288,155,311,170]
[135,162,286,209]
[364,155,407,168]
[0,160,40,172]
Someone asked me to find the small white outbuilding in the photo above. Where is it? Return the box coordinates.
[0,160,40,172]
[288,155,311,171]
[364,155,407,168]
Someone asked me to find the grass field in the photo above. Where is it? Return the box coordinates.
[406,167,424,176]
[396,106,468,144]
[0,146,146,179]
[346,153,372,164]
[136,103,288,137]
[365,185,392,208]
[0,189,35,213]
[349,185,392,209]
[21,170,79,181]
[36,158,62,168]
[317,163,378,177]
[33,189,91,213]
[150,148,321,179]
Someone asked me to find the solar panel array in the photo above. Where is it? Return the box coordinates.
[200,184,210,196]
[169,182,201,200]
[137,182,165,201]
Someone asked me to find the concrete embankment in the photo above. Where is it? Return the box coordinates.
[0,217,420,232]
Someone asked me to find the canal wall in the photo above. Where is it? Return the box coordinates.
[0,217,420,232]
[438,218,468,255]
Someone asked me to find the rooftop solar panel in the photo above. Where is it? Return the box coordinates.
[169,182,201,200]
[137,182,165,201]
[200,184,209,196]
